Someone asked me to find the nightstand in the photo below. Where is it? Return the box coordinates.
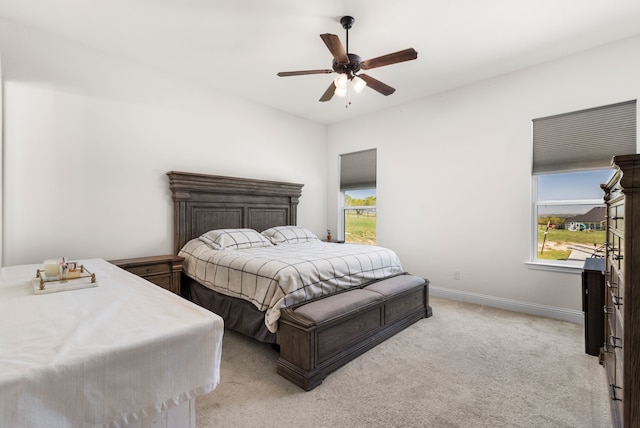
[109,255,184,295]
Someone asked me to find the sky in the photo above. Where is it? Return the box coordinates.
[345,169,613,209]
[345,189,376,199]
[537,169,614,201]
[537,168,614,216]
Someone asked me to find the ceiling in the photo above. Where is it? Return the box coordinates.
[2,0,640,124]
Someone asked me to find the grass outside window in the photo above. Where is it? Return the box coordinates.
[537,226,605,260]
[344,209,376,245]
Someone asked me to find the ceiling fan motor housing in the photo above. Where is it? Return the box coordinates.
[333,53,362,77]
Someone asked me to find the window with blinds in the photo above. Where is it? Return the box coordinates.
[340,149,377,190]
[340,149,377,245]
[533,100,636,173]
[531,100,637,267]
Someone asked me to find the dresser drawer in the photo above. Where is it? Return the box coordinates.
[611,347,624,411]
[126,263,170,277]
[144,274,172,290]
[607,233,624,271]
[609,202,625,232]
[603,343,616,391]
[109,255,184,295]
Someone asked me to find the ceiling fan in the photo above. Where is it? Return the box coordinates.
[277,16,418,102]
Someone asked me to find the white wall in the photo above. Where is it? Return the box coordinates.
[3,17,640,320]
[0,19,327,266]
[327,35,640,317]
[0,53,3,266]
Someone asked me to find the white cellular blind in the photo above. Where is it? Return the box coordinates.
[340,149,376,190]
[532,100,637,174]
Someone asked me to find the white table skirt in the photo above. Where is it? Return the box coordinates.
[0,259,224,428]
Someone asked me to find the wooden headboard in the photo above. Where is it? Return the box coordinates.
[167,171,304,254]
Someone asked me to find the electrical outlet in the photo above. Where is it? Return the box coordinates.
[453,270,461,280]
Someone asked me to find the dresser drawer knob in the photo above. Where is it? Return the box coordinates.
[612,295,623,307]
[607,280,618,290]
[603,305,614,315]
[609,384,622,402]
[609,335,622,349]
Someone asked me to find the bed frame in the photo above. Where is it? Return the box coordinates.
[168,171,432,389]
[167,171,303,343]
[166,170,432,338]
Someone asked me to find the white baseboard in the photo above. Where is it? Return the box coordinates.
[429,286,584,324]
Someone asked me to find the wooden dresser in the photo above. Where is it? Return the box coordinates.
[110,255,184,295]
[601,154,640,428]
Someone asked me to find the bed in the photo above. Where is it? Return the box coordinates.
[167,171,408,344]
[0,258,223,427]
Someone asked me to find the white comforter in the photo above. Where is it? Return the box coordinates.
[179,239,404,332]
[0,259,223,428]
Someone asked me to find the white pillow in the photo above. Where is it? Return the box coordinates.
[261,226,319,245]
[199,228,273,250]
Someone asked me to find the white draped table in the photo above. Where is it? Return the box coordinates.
[0,258,224,428]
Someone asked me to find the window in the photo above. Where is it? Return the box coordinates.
[340,149,376,244]
[343,189,377,244]
[531,100,636,268]
[534,169,611,264]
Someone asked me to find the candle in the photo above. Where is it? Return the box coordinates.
[44,259,60,279]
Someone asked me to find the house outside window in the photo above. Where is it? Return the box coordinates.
[531,100,636,269]
[340,149,376,244]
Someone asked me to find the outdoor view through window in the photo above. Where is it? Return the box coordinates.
[344,189,376,244]
[535,169,613,262]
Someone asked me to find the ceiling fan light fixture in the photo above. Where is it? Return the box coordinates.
[334,86,347,97]
[334,73,348,89]
[351,75,367,93]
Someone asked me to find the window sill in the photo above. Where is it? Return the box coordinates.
[525,260,585,274]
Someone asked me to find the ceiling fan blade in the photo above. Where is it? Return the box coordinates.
[277,69,334,77]
[361,48,418,70]
[358,74,396,96]
[319,82,336,102]
[320,33,349,64]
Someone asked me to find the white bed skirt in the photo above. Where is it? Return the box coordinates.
[123,399,195,428]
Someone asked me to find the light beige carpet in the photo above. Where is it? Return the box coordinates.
[196,297,612,428]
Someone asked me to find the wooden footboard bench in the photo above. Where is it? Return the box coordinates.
[276,274,432,390]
